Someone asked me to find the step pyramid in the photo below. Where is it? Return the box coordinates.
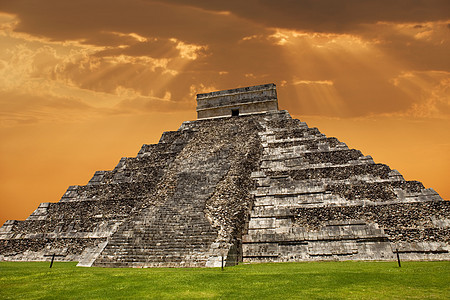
[1,83,448,267]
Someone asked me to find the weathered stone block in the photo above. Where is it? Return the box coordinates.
[196,83,278,119]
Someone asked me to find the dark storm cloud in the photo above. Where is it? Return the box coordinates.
[3,0,447,74]
[364,23,450,72]
[0,0,261,44]
[157,0,450,32]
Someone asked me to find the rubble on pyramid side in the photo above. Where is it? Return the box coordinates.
[0,83,448,266]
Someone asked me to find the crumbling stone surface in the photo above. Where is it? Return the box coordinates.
[293,202,450,235]
[204,118,263,258]
[301,149,363,165]
[267,164,392,181]
[325,182,398,201]
[0,238,106,257]
[267,137,342,151]
[266,117,304,129]
[325,181,426,202]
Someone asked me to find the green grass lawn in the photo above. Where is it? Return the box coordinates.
[0,261,449,299]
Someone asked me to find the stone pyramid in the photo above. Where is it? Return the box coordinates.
[1,83,449,267]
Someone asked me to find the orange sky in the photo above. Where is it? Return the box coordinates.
[0,1,449,226]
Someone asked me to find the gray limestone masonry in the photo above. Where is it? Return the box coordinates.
[0,83,449,267]
[196,83,278,119]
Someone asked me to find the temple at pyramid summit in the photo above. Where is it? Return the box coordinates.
[0,83,449,267]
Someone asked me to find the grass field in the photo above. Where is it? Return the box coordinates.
[0,261,449,299]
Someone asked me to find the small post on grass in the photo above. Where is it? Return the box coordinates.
[49,253,56,268]
[44,253,66,268]
[221,255,224,271]
[396,248,401,268]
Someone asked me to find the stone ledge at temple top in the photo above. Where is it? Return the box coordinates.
[196,83,279,119]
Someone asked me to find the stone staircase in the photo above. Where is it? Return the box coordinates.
[93,209,218,267]
[92,140,227,267]
[92,115,264,267]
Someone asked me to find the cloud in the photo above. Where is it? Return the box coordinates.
[0,0,262,45]
[393,71,450,118]
[90,37,207,60]
[0,89,94,126]
[156,0,450,32]
[113,95,194,114]
[0,11,204,111]
[0,0,449,120]
[293,80,334,86]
